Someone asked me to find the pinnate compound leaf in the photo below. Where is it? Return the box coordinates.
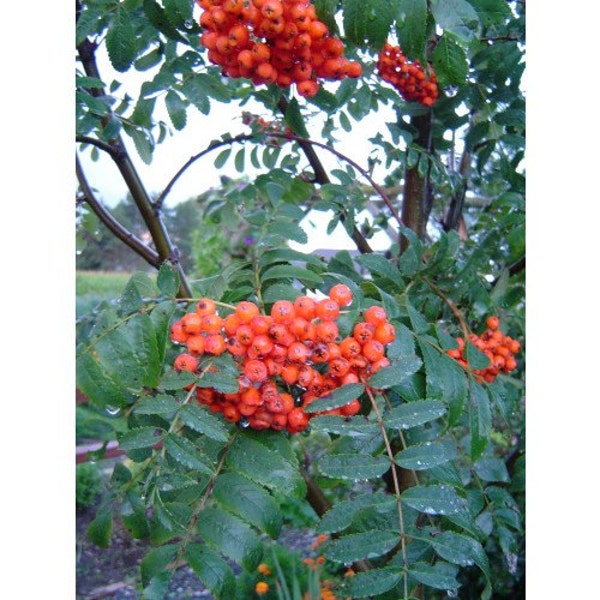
[226,435,305,497]
[469,379,492,461]
[317,492,394,534]
[140,544,178,587]
[319,453,389,480]
[367,358,423,389]
[324,531,398,563]
[185,544,236,600]
[118,426,164,452]
[431,0,481,41]
[395,0,428,61]
[196,506,263,570]
[106,7,137,72]
[401,484,467,515]
[179,404,229,441]
[341,567,403,598]
[133,395,180,416]
[431,33,469,87]
[395,440,457,470]
[425,529,491,585]
[418,340,468,425]
[343,0,395,47]
[87,509,113,549]
[385,399,446,429]
[163,433,214,474]
[303,383,364,413]
[213,473,282,538]
[408,561,460,590]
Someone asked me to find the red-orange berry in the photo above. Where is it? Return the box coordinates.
[328,283,353,307]
[364,305,388,327]
[174,353,198,373]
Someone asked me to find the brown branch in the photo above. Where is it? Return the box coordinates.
[76,29,191,298]
[156,133,253,209]
[76,155,161,268]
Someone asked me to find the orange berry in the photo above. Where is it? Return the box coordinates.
[297,79,319,98]
[374,322,396,344]
[328,283,353,307]
[271,299,296,324]
[174,353,198,373]
[316,298,340,321]
[235,300,260,323]
[170,320,189,344]
[204,334,226,355]
[255,581,269,595]
[486,315,500,330]
[364,305,387,327]
[294,296,317,320]
[362,339,385,362]
[244,358,268,382]
[181,312,204,334]
[340,398,361,416]
[186,334,206,356]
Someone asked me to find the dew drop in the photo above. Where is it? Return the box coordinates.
[105,405,121,416]
[184,19,193,29]
[239,416,250,428]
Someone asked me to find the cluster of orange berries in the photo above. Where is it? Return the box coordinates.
[446,316,521,383]
[197,0,362,98]
[170,284,395,434]
[377,42,439,107]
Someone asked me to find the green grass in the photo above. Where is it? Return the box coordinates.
[76,270,133,296]
[76,270,134,317]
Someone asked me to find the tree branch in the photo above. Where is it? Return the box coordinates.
[76,155,161,268]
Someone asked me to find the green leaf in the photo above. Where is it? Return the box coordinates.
[418,340,468,425]
[106,7,137,72]
[196,370,239,394]
[121,492,150,539]
[473,456,510,483]
[395,440,457,470]
[140,544,178,586]
[118,426,164,452]
[431,0,481,41]
[385,399,446,429]
[163,433,214,474]
[165,90,187,131]
[87,509,113,549]
[367,358,423,390]
[343,0,395,47]
[395,0,428,61]
[123,124,154,164]
[319,453,390,480]
[318,492,394,534]
[401,484,467,515]
[356,254,402,285]
[469,379,492,461]
[467,0,512,28]
[303,383,364,413]
[408,561,460,590]
[310,415,379,438]
[143,0,186,41]
[213,473,282,538]
[425,529,491,582]
[133,395,180,416]
[196,506,263,570]
[266,219,308,245]
[157,261,180,297]
[342,567,403,598]
[185,544,236,600]
[283,97,309,137]
[431,33,469,87]
[158,368,197,390]
[465,340,490,370]
[179,404,229,441]
[226,435,305,497]
[324,531,398,563]
[261,264,323,286]
[234,148,245,173]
